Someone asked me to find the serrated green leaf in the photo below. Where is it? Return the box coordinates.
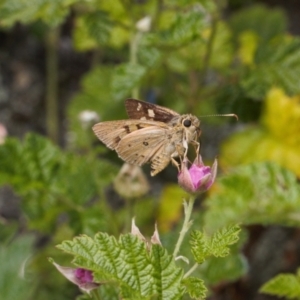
[157,10,206,46]
[0,133,117,232]
[209,225,241,257]
[204,162,300,232]
[151,244,184,299]
[57,233,184,299]
[112,63,146,101]
[190,225,240,264]
[84,11,112,44]
[182,277,207,299]
[73,11,112,50]
[240,38,300,98]
[190,231,209,264]
[260,271,300,299]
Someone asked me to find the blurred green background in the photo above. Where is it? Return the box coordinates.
[1,0,300,299]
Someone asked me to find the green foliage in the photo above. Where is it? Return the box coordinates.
[230,4,287,44]
[0,234,35,300]
[0,133,118,232]
[241,38,300,99]
[56,233,184,299]
[190,224,241,264]
[182,277,207,299]
[260,269,300,299]
[112,63,147,101]
[221,88,300,176]
[2,0,300,299]
[0,0,78,27]
[156,10,206,47]
[73,10,113,51]
[200,251,247,285]
[204,162,300,232]
[216,4,299,120]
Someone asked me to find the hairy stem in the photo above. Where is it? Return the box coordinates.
[45,27,60,144]
[183,262,199,278]
[173,196,195,258]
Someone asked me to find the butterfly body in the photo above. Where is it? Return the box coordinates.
[93,99,201,176]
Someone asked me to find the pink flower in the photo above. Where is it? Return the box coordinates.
[178,155,217,194]
[51,260,100,294]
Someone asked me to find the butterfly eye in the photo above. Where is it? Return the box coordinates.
[183,119,191,127]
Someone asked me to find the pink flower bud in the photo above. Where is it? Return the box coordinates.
[52,261,99,294]
[178,155,217,194]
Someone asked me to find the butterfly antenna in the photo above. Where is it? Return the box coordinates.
[198,113,238,121]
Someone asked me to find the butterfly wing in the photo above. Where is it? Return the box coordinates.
[115,126,181,175]
[92,119,169,150]
[125,98,179,122]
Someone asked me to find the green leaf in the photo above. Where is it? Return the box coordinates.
[200,253,248,285]
[230,4,287,44]
[156,10,206,46]
[209,225,241,257]
[0,235,35,300]
[84,11,112,44]
[112,63,147,101]
[0,0,77,27]
[0,133,117,232]
[182,277,207,299]
[204,162,300,232]
[190,225,241,264]
[260,270,300,299]
[73,11,112,50]
[138,36,162,68]
[57,233,184,299]
[190,231,209,264]
[241,38,300,99]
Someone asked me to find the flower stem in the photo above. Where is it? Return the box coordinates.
[92,289,101,300]
[183,262,199,278]
[173,196,196,258]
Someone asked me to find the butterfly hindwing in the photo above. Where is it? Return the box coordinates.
[125,98,179,122]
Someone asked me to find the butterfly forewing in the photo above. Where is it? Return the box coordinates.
[92,120,168,150]
[125,98,179,122]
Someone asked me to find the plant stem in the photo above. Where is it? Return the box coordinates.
[125,197,136,232]
[45,26,60,144]
[91,289,101,300]
[130,31,142,99]
[183,262,199,278]
[173,196,195,258]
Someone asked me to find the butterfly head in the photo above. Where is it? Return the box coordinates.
[181,114,201,141]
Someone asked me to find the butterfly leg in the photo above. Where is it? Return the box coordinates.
[171,157,180,172]
[191,140,200,156]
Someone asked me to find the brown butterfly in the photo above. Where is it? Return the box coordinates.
[92,99,201,176]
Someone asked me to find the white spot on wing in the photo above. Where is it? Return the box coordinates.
[137,103,142,111]
[148,109,155,118]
